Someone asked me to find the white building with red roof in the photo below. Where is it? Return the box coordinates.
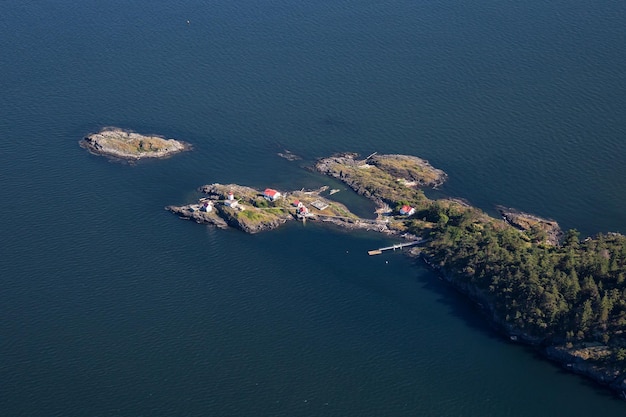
[263,188,281,201]
[399,205,415,216]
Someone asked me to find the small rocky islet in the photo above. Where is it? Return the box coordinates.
[167,151,626,397]
[80,127,191,161]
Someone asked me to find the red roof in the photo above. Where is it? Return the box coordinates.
[264,188,278,197]
[401,205,412,211]
[293,200,300,206]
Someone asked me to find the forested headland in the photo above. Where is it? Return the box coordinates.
[317,153,626,392]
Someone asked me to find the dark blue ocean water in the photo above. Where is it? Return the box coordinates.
[1,0,625,415]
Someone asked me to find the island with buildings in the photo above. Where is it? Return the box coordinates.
[81,127,191,161]
[167,152,626,397]
[166,183,387,235]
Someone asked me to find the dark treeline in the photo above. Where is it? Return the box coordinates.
[411,201,626,365]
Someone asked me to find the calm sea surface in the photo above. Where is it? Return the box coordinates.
[1,0,625,415]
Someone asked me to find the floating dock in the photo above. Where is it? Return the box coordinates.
[368,240,422,255]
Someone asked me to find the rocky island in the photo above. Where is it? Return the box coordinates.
[167,152,626,397]
[166,183,386,235]
[81,128,191,161]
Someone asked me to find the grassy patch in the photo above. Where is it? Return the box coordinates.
[238,210,264,222]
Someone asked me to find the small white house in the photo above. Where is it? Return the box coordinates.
[224,199,239,208]
[399,205,415,216]
[264,188,281,201]
[201,201,213,212]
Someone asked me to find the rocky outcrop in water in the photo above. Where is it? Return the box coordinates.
[546,345,626,391]
[81,127,191,161]
[165,204,229,229]
[497,206,563,246]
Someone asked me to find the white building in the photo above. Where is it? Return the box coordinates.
[224,192,239,208]
[399,205,415,216]
[224,199,239,208]
[264,188,281,201]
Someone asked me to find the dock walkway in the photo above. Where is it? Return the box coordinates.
[368,240,423,255]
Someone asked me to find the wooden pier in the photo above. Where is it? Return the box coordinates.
[368,240,422,256]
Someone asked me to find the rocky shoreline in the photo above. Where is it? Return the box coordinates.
[497,205,563,246]
[81,127,191,161]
